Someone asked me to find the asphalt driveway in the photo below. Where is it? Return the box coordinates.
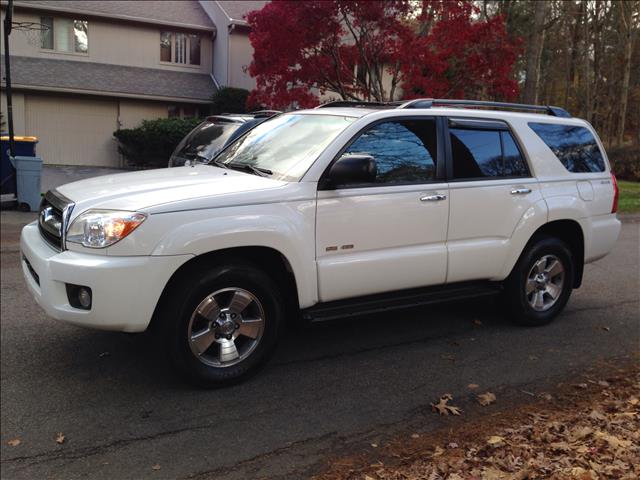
[1,212,638,479]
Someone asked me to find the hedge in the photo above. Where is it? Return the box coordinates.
[113,117,201,168]
[211,87,250,114]
[608,145,640,182]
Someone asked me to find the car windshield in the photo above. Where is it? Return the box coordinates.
[171,120,242,165]
[214,114,356,181]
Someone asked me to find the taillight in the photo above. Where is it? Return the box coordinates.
[611,173,619,213]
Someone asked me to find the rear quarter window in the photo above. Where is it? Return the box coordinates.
[528,123,606,173]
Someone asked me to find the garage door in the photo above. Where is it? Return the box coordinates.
[25,95,120,167]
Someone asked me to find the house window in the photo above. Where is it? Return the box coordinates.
[160,31,201,65]
[40,16,88,53]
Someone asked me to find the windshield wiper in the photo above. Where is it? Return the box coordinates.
[225,163,272,177]
[244,165,273,177]
[209,158,230,170]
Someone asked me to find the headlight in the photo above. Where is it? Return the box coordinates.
[66,210,147,248]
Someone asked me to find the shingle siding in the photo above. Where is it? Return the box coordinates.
[12,0,215,30]
[8,56,216,102]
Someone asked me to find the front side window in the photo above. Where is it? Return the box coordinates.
[160,32,201,65]
[215,114,356,181]
[40,16,88,53]
[528,123,605,173]
[450,128,528,179]
[343,119,438,185]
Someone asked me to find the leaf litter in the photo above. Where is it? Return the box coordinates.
[314,365,639,480]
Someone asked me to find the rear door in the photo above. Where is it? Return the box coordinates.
[445,117,543,283]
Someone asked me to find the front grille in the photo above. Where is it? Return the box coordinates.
[38,191,74,251]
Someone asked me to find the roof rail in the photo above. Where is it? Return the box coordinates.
[316,100,396,109]
[250,110,282,117]
[399,98,571,118]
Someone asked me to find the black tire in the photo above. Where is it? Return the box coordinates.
[505,236,574,326]
[160,260,284,387]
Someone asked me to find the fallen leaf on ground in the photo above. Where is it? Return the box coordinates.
[410,433,420,439]
[601,326,610,331]
[431,394,462,416]
[7,439,21,447]
[487,435,505,447]
[55,433,65,444]
[151,464,161,471]
[472,319,483,326]
[477,392,497,406]
[573,383,588,389]
[597,380,610,387]
[370,443,378,448]
[467,383,480,390]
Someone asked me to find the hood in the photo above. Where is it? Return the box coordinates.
[57,165,287,214]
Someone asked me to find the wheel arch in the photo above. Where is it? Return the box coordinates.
[517,219,585,288]
[148,246,301,334]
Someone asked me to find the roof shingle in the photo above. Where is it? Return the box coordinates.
[7,56,216,102]
[215,1,267,24]
[12,1,215,30]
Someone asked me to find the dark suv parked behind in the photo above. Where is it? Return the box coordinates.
[168,111,280,167]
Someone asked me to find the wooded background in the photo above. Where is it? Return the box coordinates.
[493,0,639,148]
[248,0,639,152]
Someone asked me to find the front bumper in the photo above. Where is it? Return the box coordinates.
[20,222,192,332]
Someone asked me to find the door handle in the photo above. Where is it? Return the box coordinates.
[420,194,447,202]
[510,188,532,195]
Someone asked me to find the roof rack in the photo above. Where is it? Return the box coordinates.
[399,98,571,118]
[315,100,398,109]
[315,98,571,118]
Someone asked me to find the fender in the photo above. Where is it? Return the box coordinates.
[494,197,549,280]
[148,202,318,308]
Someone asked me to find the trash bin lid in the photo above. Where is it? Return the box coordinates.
[0,136,38,142]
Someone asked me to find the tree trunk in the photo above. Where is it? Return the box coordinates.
[615,1,634,147]
[522,0,549,104]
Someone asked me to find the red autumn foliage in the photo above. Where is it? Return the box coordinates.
[399,1,521,101]
[246,0,521,109]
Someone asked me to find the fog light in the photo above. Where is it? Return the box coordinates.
[78,288,92,308]
[66,284,92,310]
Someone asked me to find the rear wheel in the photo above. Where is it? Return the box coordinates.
[161,261,284,387]
[505,236,574,326]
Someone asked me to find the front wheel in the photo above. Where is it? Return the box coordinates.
[505,236,574,326]
[161,262,284,387]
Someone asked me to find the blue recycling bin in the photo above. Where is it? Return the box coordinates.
[1,136,38,197]
[12,156,43,212]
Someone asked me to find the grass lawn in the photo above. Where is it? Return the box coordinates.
[618,180,640,213]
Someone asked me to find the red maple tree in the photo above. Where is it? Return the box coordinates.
[246,0,521,109]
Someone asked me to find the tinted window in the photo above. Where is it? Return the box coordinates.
[451,128,529,179]
[502,131,528,176]
[451,129,502,178]
[343,120,438,184]
[529,123,605,172]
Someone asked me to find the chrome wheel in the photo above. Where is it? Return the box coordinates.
[187,287,265,367]
[526,254,565,312]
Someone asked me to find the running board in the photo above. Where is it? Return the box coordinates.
[301,282,502,323]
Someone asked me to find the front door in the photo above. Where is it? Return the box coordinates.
[315,118,449,302]
[444,117,542,283]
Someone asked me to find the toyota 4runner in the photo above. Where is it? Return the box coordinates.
[21,99,621,386]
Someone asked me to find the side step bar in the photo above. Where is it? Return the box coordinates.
[301,282,503,323]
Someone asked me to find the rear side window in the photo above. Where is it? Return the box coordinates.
[450,128,529,179]
[528,123,605,173]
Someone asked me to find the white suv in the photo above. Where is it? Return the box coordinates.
[20,99,621,386]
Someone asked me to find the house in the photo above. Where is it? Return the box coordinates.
[0,0,266,168]
[200,1,266,91]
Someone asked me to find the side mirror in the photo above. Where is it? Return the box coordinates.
[322,154,377,189]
